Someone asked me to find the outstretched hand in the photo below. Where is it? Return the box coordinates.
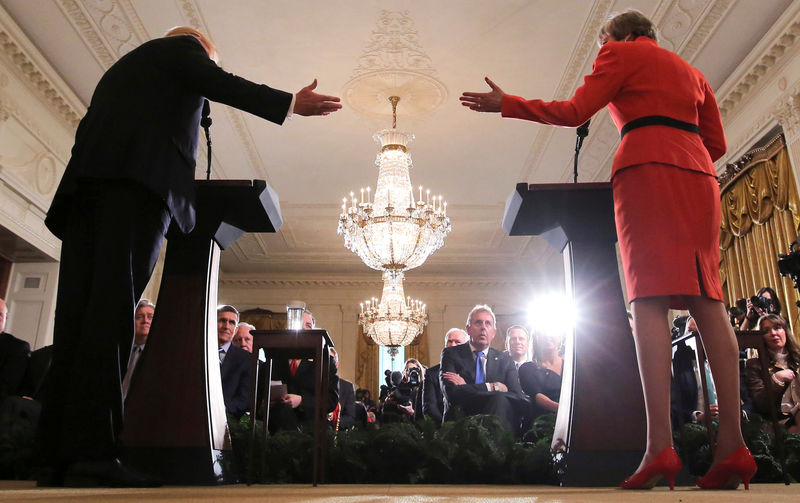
[460,77,504,113]
[294,79,342,116]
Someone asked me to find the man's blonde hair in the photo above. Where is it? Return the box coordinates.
[164,26,218,63]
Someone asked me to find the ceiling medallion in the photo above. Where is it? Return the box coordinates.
[342,10,447,119]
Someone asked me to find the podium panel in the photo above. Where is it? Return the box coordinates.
[504,182,646,486]
[121,180,281,484]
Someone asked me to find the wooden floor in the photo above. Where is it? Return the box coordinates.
[0,481,796,502]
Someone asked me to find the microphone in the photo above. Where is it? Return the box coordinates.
[201,99,212,128]
[201,99,212,180]
[573,119,591,183]
[576,119,590,138]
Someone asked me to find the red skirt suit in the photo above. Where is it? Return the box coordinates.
[501,36,726,308]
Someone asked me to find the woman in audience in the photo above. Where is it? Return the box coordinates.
[519,331,563,418]
[382,358,425,421]
[745,314,800,432]
[740,287,782,330]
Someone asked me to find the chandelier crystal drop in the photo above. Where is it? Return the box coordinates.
[338,96,451,273]
[359,272,428,347]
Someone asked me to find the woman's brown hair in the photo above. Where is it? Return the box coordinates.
[599,10,657,45]
[757,314,800,371]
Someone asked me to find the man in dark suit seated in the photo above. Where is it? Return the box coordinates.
[266,309,338,433]
[0,298,30,407]
[217,305,251,419]
[423,328,468,424]
[440,305,527,434]
[328,347,357,430]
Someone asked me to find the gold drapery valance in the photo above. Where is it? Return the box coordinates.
[719,137,800,332]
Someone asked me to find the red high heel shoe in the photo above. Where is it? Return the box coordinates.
[620,446,682,490]
[696,446,757,490]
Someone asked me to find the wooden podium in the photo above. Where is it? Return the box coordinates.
[121,179,282,484]
[503,182,646,486]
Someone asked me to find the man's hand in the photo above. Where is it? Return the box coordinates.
[282,393,302,408]
[459,77,504,113]
[442,372,466,385]
[294,79,342,116]
[697,404,719,422]
[492,382,508,393]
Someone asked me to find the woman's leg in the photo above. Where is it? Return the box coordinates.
[684,295,745,463]
[630,296,673,471]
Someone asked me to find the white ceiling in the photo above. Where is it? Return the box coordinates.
[0,0,792,286]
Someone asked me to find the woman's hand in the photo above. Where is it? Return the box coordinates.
[460,77,504,113]
[774,369,796,384]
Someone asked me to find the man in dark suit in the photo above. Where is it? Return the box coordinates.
[0,298,31,406]
[267,310,338,433]
[328,348,357,430]
[440,305,527,434]
[37,26,341,487]
[217,305,251,418]
[423,328,468,424]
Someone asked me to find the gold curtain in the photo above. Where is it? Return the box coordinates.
[354,327,379,397]
[405,326,430,368]
[720,140,800,332]
[239,308,287,330]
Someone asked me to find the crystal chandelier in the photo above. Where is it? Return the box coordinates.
[338,96,451,274]
[359,272,428,348]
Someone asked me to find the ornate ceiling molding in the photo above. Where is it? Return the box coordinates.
[0,10,84,129]
[0,93,71,164]
[716,6,800,122]
[219,276,540,290]
[57,0,147,70]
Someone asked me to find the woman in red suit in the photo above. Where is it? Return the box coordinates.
[461,10,755,490]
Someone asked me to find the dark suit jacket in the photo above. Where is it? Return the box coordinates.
[220,344,252,418]
[422,363,443,424]
[270,357,339,423]
[0,332,30,403]
[440,343,524,421]
[338,377,357,430]
[45,35,292,237]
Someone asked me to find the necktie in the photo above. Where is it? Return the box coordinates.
[219,347,226,364]
[475,351,485,384]
[122,346,143,402]
[290,358,300,376]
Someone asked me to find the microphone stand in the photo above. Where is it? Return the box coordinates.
[201,99,213,180]
[573,120,590,183]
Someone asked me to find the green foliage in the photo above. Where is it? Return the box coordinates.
[0,406,37,479]
[229,413,556,484]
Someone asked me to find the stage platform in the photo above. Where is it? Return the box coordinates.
[0,481,795,502]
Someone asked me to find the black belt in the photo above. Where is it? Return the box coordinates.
[620,115,700,140]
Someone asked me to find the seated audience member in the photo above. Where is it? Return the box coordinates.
[519,329,563,419]
[122,299,154,402]
[440,304,527,434]
[328,347,357,430]
[232,322,255,353]
[505,325,531,369]
[0,298,30,406]
[217,305,252,418]
[740,286,782,330]
[383,358,425,422]
[670,317,718,428]
[360,389,377,412]
[745,314,800,432]
[265,308,338,433]
[423,328,468,424]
